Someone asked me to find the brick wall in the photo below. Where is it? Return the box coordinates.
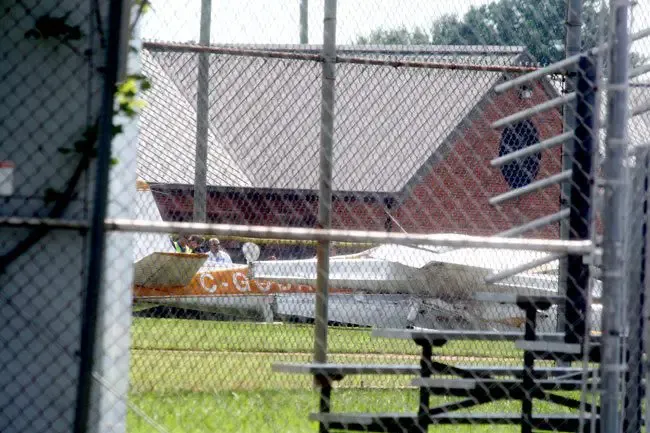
[395,81,564,238]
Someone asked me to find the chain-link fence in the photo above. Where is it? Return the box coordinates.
[1,1,133,432]
[2,0,650,433]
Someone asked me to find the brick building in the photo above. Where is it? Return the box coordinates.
[138,44,567,245]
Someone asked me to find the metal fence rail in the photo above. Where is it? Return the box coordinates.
[0,216,597,252]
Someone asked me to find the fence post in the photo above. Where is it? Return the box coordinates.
[638,148,650,432]
[623,146,648,433]
[557,0,584,342]
[600,0,632,430]
[564,55,595,350]
[193,0,212,222]
[74,1,129,432]
[313,0,337,366]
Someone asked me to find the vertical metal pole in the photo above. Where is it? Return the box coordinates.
[557,0,584,338]
[564,55,596,350]
[521,307,537,433]
[644,151,650,433]
[73,1,128,432]
[193,0,212,222]
[300,0,308,44]
[317,375,332,433]
[417,340,433,433]
[313,0,337,365]
[623,146,648,433]
[600,0,631,430]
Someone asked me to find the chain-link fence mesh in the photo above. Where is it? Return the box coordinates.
[1,1,115,432]
[2,0,650,432]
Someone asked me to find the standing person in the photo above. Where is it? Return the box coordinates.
[207,238,232,264]
[189,235,207,253]
[173,235,192,253]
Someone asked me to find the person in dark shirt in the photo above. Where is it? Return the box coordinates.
[189,235,208,253]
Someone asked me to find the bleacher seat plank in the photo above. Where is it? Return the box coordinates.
[272,362,420,376]
[516,340,582,354]
[273,362,597,379]
[412,377,590,394]
[410,378,478,390]
[310,412,598,432]
[372,328,565,342]
[454,365,596,378]
[309,412,421,431]
[433,412,599,431]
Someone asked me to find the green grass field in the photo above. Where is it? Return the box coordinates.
[127,317,587,433]
[131,318,523,358]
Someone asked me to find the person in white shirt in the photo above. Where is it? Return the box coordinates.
[207,238,232,264]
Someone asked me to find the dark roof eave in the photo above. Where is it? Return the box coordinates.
[149,183,402,202]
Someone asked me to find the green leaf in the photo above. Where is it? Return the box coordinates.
[118,77,138,97]
[110,157,119,166]
[140,78,152,91]
[112,124,124,136]
[119,101,135,117]
[135,0,152,14]
[130,99,147,110]
[127,73,148,81]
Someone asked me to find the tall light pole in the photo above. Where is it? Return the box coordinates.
[313,0,337,366]
[300,0,308,44]
[194,0,212,222]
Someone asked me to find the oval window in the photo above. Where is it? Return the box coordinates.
[498,120,541,189]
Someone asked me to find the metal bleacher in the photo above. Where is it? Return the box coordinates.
[271,49,610,432]
[273,294,603,433]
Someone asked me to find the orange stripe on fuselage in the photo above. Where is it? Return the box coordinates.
[133,265,352,297]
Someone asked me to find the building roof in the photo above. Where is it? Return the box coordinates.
[138,51,253,188]
[138,44,529,193]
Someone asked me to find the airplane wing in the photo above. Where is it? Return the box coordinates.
[248,243,562,296]
[133,252,208,287]
[132,179,208,289]
[249,256,428,293]
[250,243,603,295]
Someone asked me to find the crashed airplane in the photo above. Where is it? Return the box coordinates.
[132,180,602,333]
